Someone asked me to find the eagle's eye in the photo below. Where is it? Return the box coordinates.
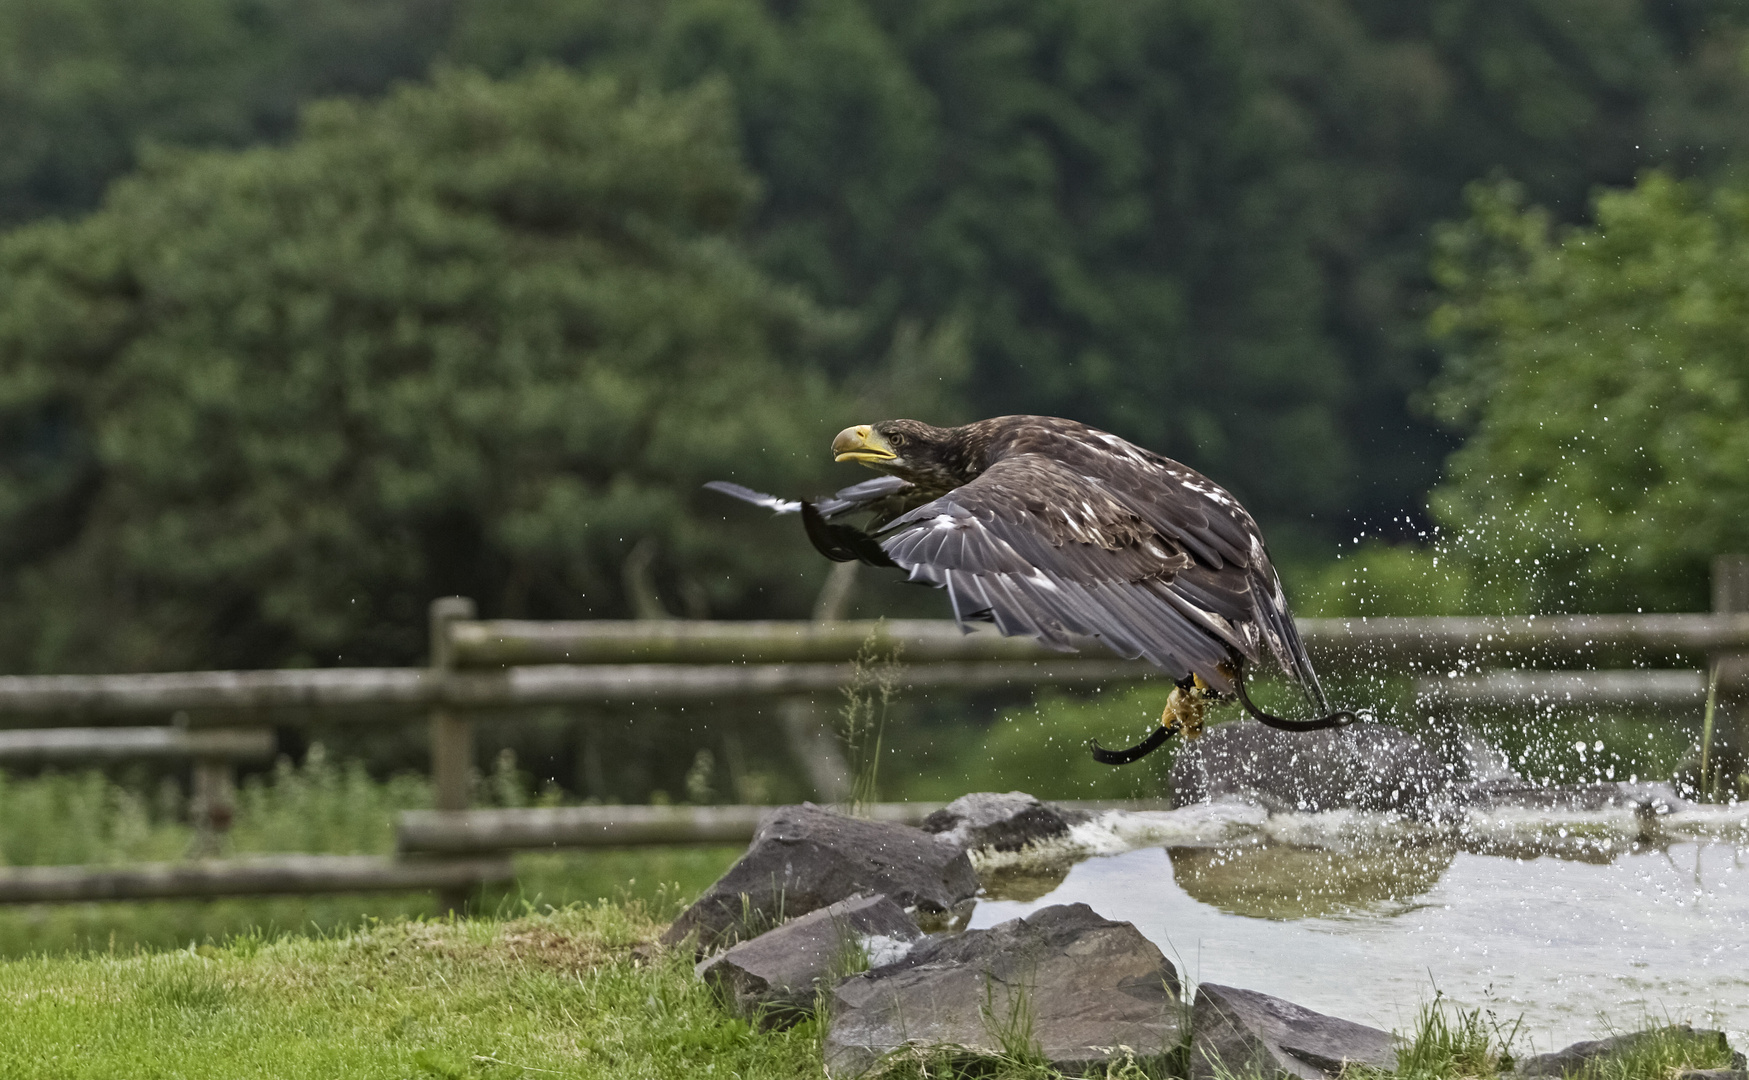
[888,432,909,448]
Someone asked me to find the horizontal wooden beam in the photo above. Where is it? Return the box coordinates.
[397,799,1174,856]
[398,802,938,854]
[0,667,433,723]
[0,660,1155,724]
[448,619,1055,667]
[1300,613,1749,670]
[448,614,1749,670]
[0,726,275,762]
[0,614,1743,726]
[0,855,513,904]
[1417,670,1709,709]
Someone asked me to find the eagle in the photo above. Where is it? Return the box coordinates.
[707,415,1353,763]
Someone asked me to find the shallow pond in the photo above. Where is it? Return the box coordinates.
[971,832,1749,1053]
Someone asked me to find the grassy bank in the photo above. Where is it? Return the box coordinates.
[0,901,1737,1080]
[0,902,823,1079]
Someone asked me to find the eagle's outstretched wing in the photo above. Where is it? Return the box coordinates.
[704,449,1325,708]
[868,454,1323,705]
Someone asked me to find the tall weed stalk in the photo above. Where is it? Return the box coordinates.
[840,627,902,816]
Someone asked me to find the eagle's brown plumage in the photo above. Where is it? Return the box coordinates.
[708,415,1339,738]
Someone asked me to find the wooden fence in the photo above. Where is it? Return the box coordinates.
[0,555,1742,906]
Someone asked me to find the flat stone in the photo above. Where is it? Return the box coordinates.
[921,791,1092,853]
[1190,983,1398,1080]
[1169,720,1456,819]
[826,902,1182,1077]
[697,894,922,1027]
[662,804,978,953]
[1518,1027,1742,1077]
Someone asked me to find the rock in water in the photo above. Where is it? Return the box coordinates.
[696,894,922,1027]
[662,804,976,952]
[826,903,1182,1077]
[1190,983,1398,1080]
[1517,1026,1743,1077]
[921,791,1092,853]
[1168,719,1454,818]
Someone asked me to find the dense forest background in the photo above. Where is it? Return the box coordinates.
[4,0,1749,672]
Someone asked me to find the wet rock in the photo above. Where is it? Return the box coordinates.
[662,804,977,952]
[1169,720,1456,819]
[1517,1027,1743,1077]
[1190,983,1398,1080]
[696,894,922,1026]
[921,791,1092,853]
[825,902,1182,1077]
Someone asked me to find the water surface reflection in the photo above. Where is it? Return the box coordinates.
[971,841,1749,1051]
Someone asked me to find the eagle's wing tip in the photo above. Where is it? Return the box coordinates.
[703,480,802,515]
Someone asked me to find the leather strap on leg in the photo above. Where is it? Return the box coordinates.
[1089,723,1178,765]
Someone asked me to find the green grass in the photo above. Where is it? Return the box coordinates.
[0,893,1735,1079]
[0,902,825,1079]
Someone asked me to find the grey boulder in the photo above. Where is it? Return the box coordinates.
[1169,719,1455,819]
[662,803,977,952]
[697,894,922,1026]
[1190,983,1398,1080]
[826,902,1182,1077]
[921,791,1091,853]
[1517,1026,1743,1077]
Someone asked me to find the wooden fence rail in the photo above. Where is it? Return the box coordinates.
[0,855,513,905]
[446,614,1749,671]
[0,725,274,763]
[1418,670,1712,710]
[0,614,1745,726]
[0,659,1155,725]
[395,800,1169,856]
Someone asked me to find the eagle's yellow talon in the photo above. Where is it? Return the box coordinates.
[1162,684,1209,741]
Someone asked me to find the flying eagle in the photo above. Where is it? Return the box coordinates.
[707,416,1353,763]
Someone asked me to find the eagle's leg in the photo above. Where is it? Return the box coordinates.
[1092,673,1221,764]
[1161,676,1211,741]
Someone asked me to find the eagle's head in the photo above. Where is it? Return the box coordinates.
[832,419,982,491]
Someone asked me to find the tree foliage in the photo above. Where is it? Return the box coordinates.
[11,0,1749,551]
[1429,174,1749,612]
[0,0,456,224]
[0,67,846,671]
[448,0,1749,547]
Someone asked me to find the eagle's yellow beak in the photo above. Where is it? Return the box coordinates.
[833,424,898,464]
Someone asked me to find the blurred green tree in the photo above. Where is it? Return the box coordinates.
[1428,173,1749,613]
[0,66,848,672]
[443,0,1749,551]
[13,0,1749,555]
[0,0,458,224]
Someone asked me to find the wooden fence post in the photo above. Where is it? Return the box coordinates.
[429,597,477,811]
[429,596,477,914]
[189,755,236,856]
